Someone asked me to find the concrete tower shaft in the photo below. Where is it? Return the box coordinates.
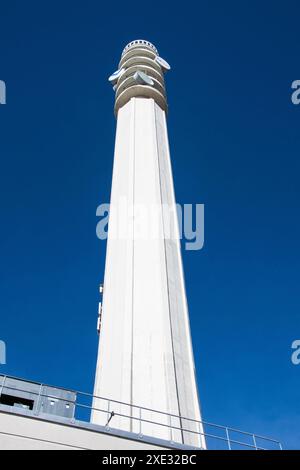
[92,41,206,449]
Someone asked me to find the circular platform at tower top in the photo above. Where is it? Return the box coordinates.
[121,40,158,57]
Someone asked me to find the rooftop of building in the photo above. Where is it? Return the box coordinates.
[0,374,282,450]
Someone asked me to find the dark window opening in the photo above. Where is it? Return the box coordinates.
[0,394,34,410]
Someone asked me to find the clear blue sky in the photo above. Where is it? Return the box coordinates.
[0,0,299,449]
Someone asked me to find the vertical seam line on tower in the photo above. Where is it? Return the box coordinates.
[153,102,184,444]
[130,97,135,432]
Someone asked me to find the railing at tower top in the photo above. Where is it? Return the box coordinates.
[0,374,282,450]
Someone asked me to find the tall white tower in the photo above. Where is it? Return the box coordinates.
[92,40,206,448]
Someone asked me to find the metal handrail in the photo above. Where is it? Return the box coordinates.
[0,374,282,450]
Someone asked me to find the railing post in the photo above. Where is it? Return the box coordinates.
[106,400,110,427]
[73,391,77,421]
[225,427,231,450]
[198,420,203,449]
[139,407,142,436]
[252,434,258,450]
[34,383,43,415]
[169,413,173,443]
[0,375,6,399]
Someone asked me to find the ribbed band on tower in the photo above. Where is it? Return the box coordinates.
[108,40,170,115]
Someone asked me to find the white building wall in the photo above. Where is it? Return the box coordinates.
[0,411,169,450]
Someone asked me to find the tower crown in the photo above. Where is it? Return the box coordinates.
[121,40,158,56]
[109,39,170,115]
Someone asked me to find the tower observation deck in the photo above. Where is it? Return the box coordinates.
[114,40,167,114]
